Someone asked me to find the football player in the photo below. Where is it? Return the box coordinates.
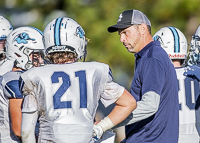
[20,17,136,143]
[0,26,44,142]
[153,26,200,143]
[0,15,13,76]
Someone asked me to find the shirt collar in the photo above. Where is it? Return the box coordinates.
[134,41,160,59]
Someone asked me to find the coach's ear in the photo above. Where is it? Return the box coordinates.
[139,23,148,35]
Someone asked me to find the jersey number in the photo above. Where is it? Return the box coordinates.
[51,71,87,109]
[179,77,200,110]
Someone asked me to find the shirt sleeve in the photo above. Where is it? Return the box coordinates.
[21,111,38,143]
[113,91,160,129]
[20,71,38,113]
[100,82,124,108]
[21,94,38,113]
[2,72,24,99]
[20,71,34,96]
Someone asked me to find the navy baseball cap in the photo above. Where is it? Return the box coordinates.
[108,9,151,33]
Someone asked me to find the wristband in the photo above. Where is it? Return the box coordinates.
[97,116,115,132]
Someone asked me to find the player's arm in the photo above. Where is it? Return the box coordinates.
[4,72,25,139]
[21,93,38,143]
[107,89,136,125]
[113,91,160,129]
[9,98,23,138]
[21,111,38,143]
[93,83,136,140]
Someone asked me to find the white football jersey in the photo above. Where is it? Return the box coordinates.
[21,61,124,143]
[0,71,23,143]
[0,59,14,77]
[176,66,200,143]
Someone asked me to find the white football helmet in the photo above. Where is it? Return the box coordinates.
[43,17,87,61]
[0,16,13,58]
[0,16,13,40]
[187,25,200,66]
[153,26,188,62]
[6,26,45,70]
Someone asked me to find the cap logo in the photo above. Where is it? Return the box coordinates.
[117,14,123,22]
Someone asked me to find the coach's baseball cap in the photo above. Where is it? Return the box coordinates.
[107,9,151,33]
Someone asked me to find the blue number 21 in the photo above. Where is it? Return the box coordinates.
[51,71,87,109]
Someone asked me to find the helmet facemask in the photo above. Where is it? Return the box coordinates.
[0,16,13,62]
[0,39,6,61]
[188,35,200,66]
[13,47,44,70]
[28,49,44,68]
[6,26,45,70]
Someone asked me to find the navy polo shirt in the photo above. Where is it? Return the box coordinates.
[125,41,179,143]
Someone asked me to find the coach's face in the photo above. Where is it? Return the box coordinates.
[118,25,142,53]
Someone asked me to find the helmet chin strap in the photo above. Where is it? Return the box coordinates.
[83,50,87,62]
[83,43,87,62]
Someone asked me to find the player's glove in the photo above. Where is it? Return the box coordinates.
[93,124,103,141]
[184,66,200,81]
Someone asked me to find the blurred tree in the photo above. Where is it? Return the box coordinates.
[1,0,200,87]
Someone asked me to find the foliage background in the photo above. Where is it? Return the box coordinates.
[1,0,200,88]
[1,0,200,142]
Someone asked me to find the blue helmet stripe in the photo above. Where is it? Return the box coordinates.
[168,27,180,53]
[26,26,43,35]
[54,17,63,46]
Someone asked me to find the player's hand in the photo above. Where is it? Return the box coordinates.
[93,124,103,141]
[184,66,200,81]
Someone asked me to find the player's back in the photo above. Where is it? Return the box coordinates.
[176,66,200,143]
[0,71,22,143]
[21,61,114,143]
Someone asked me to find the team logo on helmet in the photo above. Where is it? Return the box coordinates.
[153,35,164,45]
[15,33,35,44]
[75,26,85,38]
